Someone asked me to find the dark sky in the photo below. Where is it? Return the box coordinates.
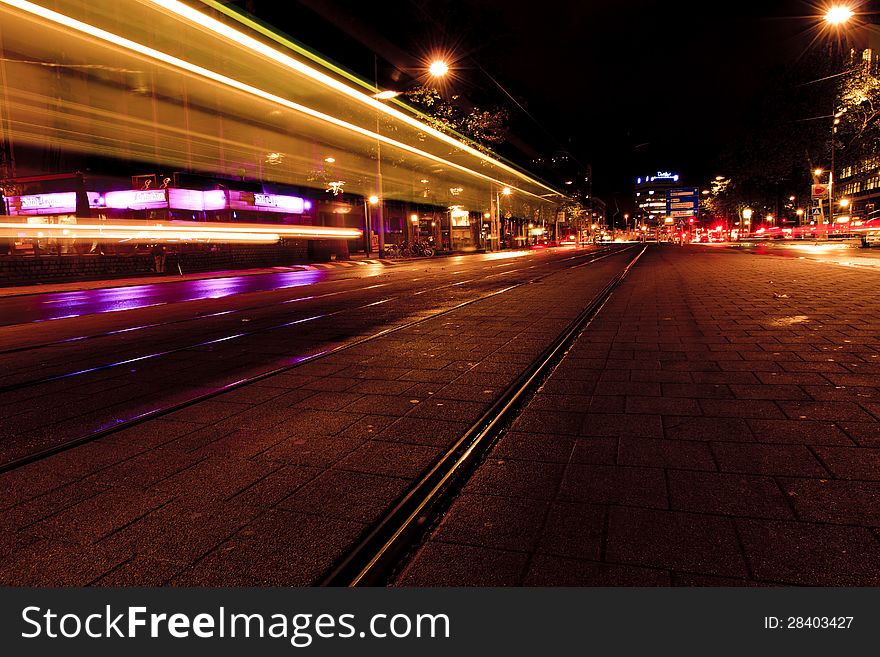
[242,0,831,202]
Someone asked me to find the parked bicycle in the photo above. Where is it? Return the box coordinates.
[384,241,435,258]
[383,243,412,258]
[410,240,435,257]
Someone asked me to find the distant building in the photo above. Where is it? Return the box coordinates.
[634,171,681,229]
[835,32,880,230]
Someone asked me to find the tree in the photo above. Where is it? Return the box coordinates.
[834,56,880,171]
[401,85,508,153]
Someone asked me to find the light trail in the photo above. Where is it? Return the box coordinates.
[0,0,563,205]
[0,217,361,242]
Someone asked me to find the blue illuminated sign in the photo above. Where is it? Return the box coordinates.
[666,187,698,219]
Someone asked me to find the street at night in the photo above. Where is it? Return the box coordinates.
[1,0,880,653]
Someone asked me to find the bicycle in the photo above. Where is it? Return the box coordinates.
[383,243,412,258]
[410,240,435,257]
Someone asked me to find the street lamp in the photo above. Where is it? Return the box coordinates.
[428,59,450,78]
[824,5,855,26]
[741,207,753,240]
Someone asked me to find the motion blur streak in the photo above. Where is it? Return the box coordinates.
[150,0,558,197]
[0,0,560,206]
[0,218,361,242]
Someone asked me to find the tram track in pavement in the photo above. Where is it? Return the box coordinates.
[319,245,647,586]
[0,245,635,474]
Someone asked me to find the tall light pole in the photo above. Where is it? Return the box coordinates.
[496,186,511,250]
[819,5,855,238]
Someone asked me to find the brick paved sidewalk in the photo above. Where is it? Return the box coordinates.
[398,245,880,586]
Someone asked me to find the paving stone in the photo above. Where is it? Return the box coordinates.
[813,445,880,480]
[373,417,469,447]
[535,501,604,560]
[838,421,880,447]
[711,442,828,477]
[747,419,854,445]
[778,401,877,422]
[279,469,409,523]
[293,391,365,411]
[558,464,667,508]
[580,412,664,438]
[736,518,880,585]
[91,448,205,489]
[490,432,576,463]
[29,487,173,544]
[406,397,488,421]
[626,395,702,416]
[334,440,442,479]
[0,538,128,586]
[189,510,365,585]
[396,541,528,586]
[94,556,185,586]
[100,498,260,565]
[618,436,716,470]
[570,436,618,464]
[779,478,880,526]
[667,470,793,519]
[664,415,754,442]
[463,460,565,501]
[432,493,549,553]
[606,507,748,578]
[228,465,322,508]
[512,408,585,435]
[259,435,364,467]
[523,555,670,586]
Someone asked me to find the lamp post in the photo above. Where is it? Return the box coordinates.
[495,186,511,250]
[818,6,855,238]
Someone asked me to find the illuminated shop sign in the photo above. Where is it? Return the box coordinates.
[20,192,76,210]
[15,192,102,214]
[105,189,168,210]
[638,172,680,183]
[253,193,305,213]
[450,206,470,227]
[228,192,305,214]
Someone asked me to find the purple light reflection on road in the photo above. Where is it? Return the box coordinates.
[10,269,329,324]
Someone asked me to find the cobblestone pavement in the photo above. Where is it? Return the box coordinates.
[397,245,880,586]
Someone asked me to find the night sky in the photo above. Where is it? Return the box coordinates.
[243,0,833,205]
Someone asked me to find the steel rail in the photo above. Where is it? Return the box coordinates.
[319,245,647,586]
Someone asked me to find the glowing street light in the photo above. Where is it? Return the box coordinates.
[368,195,380,205]
[824,5,855,25]
[839,197,851,207]
[428,59,450,78]
[741,207,752,240]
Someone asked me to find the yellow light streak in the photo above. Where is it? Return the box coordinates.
[0,0,559,205]
[150,0,559,196]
